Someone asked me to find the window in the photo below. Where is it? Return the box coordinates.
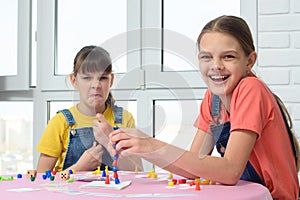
[0,102,33,174]
[163,0,240,71]
[0,0,18,76]
[55,0,127,75]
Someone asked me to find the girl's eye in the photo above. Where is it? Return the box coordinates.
[99,76,109,81]
[82,76,91,80]
[224,55,235,60]
[199,55,211,61]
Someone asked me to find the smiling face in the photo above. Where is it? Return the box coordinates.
[198,31,256,99]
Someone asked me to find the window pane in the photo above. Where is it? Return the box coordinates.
[0,0,18,76]
[163,0,240,71]
[56,0,127,75]
[0,102,33,174]
[154,100,201,149]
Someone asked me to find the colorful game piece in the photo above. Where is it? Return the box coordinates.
[113,171,119,178]
[111,126,121,184]
[105,175,110,184]
[92,166,101,174]
[168,181,174,187]
[50,176,55,181]
[17,174,22,179]
[101,169,107,177]
[0,176,14,181]
[66,177,74,183]
[26,170,37,179]
[201,179,210,185]
[168,172,173,179]
[195,182,201,191]
[134,165,139,174]
[60,171,70,180]
[30,176,35,181]
[178,179,186,184]
[42,174,47,180]
[147,168,158,178]
[115,177,120,184]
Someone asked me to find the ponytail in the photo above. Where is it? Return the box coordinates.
[274,94,300,171]
[106,92,116,111]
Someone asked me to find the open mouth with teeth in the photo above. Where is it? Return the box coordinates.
[210,75,229,82]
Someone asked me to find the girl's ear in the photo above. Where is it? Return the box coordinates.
[110,73,115,88]
[70,74,77,88]
[247,51,257,71]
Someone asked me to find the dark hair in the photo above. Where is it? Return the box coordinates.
[197,15,300,171]
[73,45,115,109]
[197,15,255,56]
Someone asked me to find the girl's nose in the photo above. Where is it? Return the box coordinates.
[211,59,224,70]
[91,79,101,88]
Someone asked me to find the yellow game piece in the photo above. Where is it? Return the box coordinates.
[168,172,173,179]
[134,165,139,174]
[201,179,210,185]
[168,181,174,186]
[92,166,101,174]
[105,165,109,174]
[194,178,200,183]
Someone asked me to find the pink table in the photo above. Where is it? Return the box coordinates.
[0,171,272,200]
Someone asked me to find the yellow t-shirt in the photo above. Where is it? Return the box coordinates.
[36,104,135,172]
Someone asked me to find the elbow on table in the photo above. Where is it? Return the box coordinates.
[220,170,242,185]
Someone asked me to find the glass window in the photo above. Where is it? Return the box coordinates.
[0,102,33,174]
[0,0,18,76]
[154,99,201,150]
[163,0,240,71]
[55,0,127,75]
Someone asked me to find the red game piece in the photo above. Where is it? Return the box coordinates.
[105,175,110,184]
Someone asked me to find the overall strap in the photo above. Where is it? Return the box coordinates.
[211,94,221,124]
[57,109,76,126]
[113,106,123,124]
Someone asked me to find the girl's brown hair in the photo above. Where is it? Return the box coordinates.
[72,45,115,109]
[197,15,300,171]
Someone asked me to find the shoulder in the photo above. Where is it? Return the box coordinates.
[47,107,75,129]
[233,76,274,103]
[236,77,271,93]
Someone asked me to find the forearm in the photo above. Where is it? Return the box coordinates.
[138,140,241,185]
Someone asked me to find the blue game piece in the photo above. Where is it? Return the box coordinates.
[42,174,47,180]
[112,166,119,172]
[115,178,120,184]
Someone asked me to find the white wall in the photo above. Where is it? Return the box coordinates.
[258,0,300,137]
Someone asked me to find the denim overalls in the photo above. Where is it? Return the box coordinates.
[59,106,123,171]
[210,95,265,185]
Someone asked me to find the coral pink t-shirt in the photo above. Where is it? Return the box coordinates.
[194,77,299,199]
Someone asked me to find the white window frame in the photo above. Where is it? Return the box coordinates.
[0,0,31,91]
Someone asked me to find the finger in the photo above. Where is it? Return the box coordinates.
[96,113,109,124]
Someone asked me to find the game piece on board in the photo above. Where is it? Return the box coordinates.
[195,182,201,191]
[105,175,110,184]
[60,170,70,180]
[26,170,37,179]
[134,165,139,174]
[92,166,101,174]
[201,179,210,185]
